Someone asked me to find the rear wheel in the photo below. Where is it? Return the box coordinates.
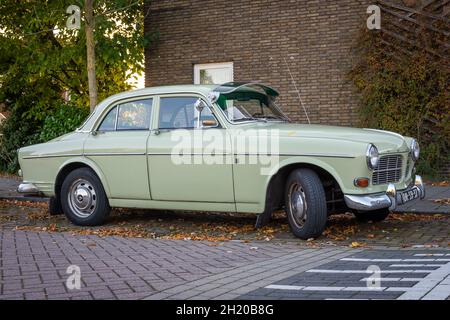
[61,168,110,226]
[354,208,390,222]
[285,169,328,240]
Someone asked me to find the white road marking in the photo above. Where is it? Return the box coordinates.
[266,253,450,299]
[359,277,423,282]
[385,287,414,292]
[360,277,401,281]
[266,285,387,292]
[303,286,345,291]
[401,278,425,282]
[341,287,386,291]
[414,254,450,257]
[341,258,449,262]
[265,285,304,290]
[389,264,445,267]
[307,269,435,274]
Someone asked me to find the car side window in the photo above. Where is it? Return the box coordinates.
[117,99,152,130]
[98,106,117,131]
[159,97,215,129]
[97,99,153,131]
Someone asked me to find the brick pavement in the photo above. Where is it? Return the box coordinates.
[0,229,303,300]
[1,228,449,300]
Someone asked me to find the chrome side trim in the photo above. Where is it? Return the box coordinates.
[17,183,40,194]
[85,152,145,156]
[22,154,82,159]
[147,153,355,158]
[24,152,354,159]
[23,152,146,159]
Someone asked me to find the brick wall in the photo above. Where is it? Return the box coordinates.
[144,0,371,126]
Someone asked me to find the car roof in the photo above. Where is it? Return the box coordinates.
[78,83,279,131]
[118,84,217,97]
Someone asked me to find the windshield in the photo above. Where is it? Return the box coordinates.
[215,89,289,122]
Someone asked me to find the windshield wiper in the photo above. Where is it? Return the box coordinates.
[232,117,258,122]
[253,115,288,122]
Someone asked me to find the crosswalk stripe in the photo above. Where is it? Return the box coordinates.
[389,264,445,267]
[307,269,435,274]
[359,277,423,282]
[414,254,450,257]
[341,258,448,262]
[266,285,388,292]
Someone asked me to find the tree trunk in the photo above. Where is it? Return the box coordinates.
[85,0,97,112]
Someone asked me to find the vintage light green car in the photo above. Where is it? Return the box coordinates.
[17,82,425,239]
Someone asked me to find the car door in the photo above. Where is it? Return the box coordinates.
[147,95,235,203]
[84,97,153,200]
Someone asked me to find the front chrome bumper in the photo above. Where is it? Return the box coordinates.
[17,183,40,194]
[344,175,425,211]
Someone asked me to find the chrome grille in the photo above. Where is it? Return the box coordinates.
[405,158,410,179]
[372,155,403,185]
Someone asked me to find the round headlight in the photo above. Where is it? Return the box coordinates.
[366,144,380,169]
[411,139,420,161]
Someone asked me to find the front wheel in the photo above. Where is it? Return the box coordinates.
[354,208,390,222]
[61,168,110,226]
[285,169,328,240]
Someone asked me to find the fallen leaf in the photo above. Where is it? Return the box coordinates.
[431,198,450,205]
[350,241,365,248]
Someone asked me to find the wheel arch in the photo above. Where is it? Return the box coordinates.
[262,158,345,212]
[55,158,111,199]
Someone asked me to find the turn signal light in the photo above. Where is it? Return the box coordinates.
[354,177,369,188]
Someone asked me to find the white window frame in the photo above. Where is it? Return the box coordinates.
[193,62,234,85]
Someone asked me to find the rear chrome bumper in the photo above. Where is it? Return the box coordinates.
[17,183,40,194]
[344,175,425,211]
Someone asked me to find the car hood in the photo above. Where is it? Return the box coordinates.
[238,123,410,153]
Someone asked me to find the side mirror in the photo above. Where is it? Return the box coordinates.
[194,99,206,113]
[194,99,208,128]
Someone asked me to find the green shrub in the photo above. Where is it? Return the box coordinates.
[0,103,89,173]
[0,112,40,173]
[349,30,449,177]
[38,104,90,142]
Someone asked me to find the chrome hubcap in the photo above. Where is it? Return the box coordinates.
[288,183,307,227]
[68,179,97,218]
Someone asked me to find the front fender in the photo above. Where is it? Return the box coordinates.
[256,155,352,208]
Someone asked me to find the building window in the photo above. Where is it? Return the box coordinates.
[194,62,233,85]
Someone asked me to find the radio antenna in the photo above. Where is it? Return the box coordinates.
[283,57,311,124]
